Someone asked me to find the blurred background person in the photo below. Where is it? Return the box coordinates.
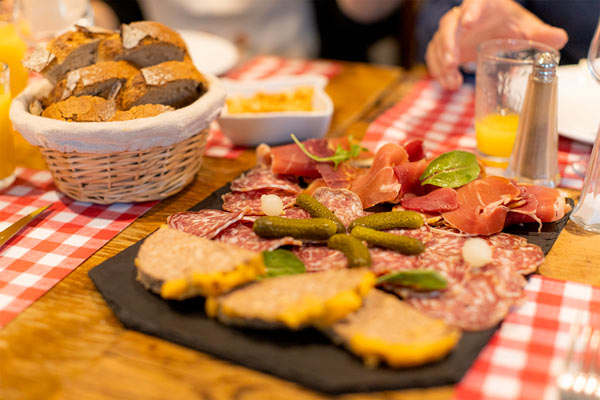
[339,0,599,90]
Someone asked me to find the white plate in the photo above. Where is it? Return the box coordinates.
[178,30,239,76]
[557,60,600,144]
[218,75,333,147]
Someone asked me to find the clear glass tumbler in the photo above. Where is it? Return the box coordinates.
[0,62,16,190]
[475,39,559,168]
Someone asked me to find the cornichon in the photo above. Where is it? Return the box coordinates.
[376,269,447,291]
[350,226,425,255]
[327,234,371,268]
[296,193,346,233]
[348,211,424,231]
[253,216,337,240]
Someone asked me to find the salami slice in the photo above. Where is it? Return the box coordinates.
[370,247,466,286]
[230,166,301,194]
[292,245,347,272]
[222,190,297,215]
[217,222,302,252]
[167,210,244,239]
[403,267,527,331]
[240,207,311,223]
[313,187,364,228]
[483,233,544,274]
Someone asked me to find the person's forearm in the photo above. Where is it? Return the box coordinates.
[336,0,405,23]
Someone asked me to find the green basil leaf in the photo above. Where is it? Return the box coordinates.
[262,249,306,278]
[376,269,447,290]
[419,150,480,188]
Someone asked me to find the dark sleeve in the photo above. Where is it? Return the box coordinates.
[102,0,144,24]
[415,0,461,62]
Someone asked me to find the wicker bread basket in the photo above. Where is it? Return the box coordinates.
[10,74,225,204]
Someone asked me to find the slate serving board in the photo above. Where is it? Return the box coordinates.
[88,183,572,394]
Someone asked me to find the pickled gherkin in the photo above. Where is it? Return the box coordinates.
[295,193,346,233]
[328,234,371,268]
[349,211,424,231]
[254,216,337,240]
[351,226,425,255]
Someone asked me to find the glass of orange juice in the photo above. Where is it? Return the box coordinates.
[475,39,559,168]
[0,62,16,190]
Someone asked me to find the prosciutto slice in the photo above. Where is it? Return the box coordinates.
[349,143,409,208]
[441,176,521,235]
[393,158,428,199]
[402,187,459,213]
[270,139,330,178]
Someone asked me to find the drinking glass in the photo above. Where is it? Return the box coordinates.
[0,62,16,190]
[570,16,600,233]
[475,39,559,168]
[12,0,94,46]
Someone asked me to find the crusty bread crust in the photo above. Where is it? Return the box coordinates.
[23,28,112,83]
[110,104,174,121]
[42,61,138,107]
[119,61,208,109]
[42,95,116,122]
[117,21,188,68]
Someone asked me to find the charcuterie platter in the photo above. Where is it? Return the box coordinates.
[90,137,572,394]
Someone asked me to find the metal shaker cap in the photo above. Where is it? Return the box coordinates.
[532,51,558,82]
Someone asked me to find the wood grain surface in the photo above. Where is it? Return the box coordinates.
[1,62,598,400]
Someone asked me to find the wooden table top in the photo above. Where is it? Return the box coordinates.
[2,61,599,400]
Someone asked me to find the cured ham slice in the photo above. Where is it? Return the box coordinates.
[316,163,355,189]
[349,143,408,208]
[401,187,459,213]
[270,138,330,178]
[441,176,521,235]
[402,139,425,162]
[230,166,301,194]
[506,184,566,225]
[167,210,244,239]
[393,158,428,199]
[313,187,365,228]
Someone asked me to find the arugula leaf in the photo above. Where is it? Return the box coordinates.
[419,150,480,188]
[291,134,367,168]
[376,269,447,291]
[262,249,306,278]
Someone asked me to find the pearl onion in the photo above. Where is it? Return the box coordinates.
[261,194,284,216]
[462,237,492,268]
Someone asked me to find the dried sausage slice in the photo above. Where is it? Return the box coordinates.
[222,190,297,215]
[230,166,301,194]
[313,187,364,228]
[167,209,244,239]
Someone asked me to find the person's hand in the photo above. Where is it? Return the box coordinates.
[425,0,568,90]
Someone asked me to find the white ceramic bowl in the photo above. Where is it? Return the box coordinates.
[218,75,333,147]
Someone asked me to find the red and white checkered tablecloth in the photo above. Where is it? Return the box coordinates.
[363,79,592,190]
[0,168,156,327]
[454,275,600,400]
[204,56,342,159]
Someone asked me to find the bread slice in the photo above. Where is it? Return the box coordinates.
[110,104,174,121]
[325,290,461,368]
[135,226,265,300]
[205,268,375,330]
[42,61,138,107]
[96,33,123,62]
[23,27,112,83]
[116,21,188,68]
[41,95,116,122]
[118,60,207,109]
